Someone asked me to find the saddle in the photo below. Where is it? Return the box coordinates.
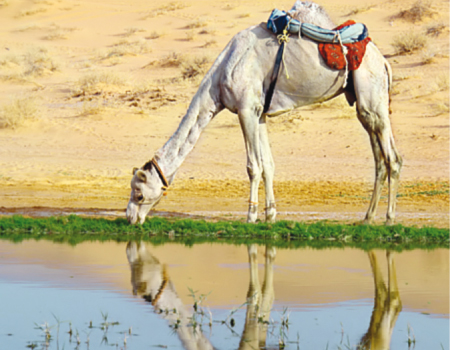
[267,9,371,71]
[263,9,369,113]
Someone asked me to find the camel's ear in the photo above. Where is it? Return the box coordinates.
[136,170,147,182]
[132,167,139,175]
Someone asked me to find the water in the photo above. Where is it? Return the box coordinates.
[0,240,448,350]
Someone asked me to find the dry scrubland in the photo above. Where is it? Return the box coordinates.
[0,0,448,227]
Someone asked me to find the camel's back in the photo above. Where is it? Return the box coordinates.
[289,1,335,29]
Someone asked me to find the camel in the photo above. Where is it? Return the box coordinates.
[126,0,402,225]
[358,250,402,350]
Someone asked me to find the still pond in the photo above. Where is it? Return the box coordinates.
[0,240,448,350]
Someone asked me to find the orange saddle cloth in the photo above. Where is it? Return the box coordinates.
[318,20,371,71]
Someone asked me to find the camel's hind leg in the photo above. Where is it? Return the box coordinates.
[354,48,402,225]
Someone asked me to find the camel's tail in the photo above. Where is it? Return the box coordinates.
[384,58,393,115]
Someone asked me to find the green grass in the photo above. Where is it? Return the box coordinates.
[0,215,448,250]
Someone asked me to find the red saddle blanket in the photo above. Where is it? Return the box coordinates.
[318,20,371,71]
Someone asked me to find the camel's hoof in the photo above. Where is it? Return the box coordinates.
[385,218,395,226]
[359,218,373,226]
[247,215,258,224]
[265,211,277,223]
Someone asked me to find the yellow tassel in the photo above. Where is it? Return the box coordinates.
[276,24,291,80]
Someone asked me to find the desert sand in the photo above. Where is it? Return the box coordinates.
[0,0,448,227]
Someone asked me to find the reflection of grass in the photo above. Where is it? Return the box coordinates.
[0,215,448,247]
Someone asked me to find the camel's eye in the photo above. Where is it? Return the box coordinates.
[137,194,144,202]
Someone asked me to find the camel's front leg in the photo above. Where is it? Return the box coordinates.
[238,108,263,223]
[259,115,276,222]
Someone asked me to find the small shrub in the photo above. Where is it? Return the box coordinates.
[74,71,127,95]
[187,18,208,29]
[147,31,165,39]
[123,27,146,37]
[80,100,105,116]
[185,30,196,41]
[436,74,449,91]
[426,23,447,37]
[23,48,60,76]
[345,4,376,16]
[105,39,151,58]
[199,27,217,35]
[0,98,38,129]
[396,0,436,23]
[19,7,47,16]
[421,49,436,64]
[391,31,427,55]
[43,29,68,40]
[158,52,187,67]
[202,39,217,48]
[181,56,211,80]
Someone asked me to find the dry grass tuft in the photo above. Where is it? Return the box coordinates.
[141,1,189,19]
[421,49,436,64]
[396,0,436,23]
[426,22,447,37]
[436,74,449,91]
[223,2,239,10]
[73,71,127,95]
[433,102,449,115]
[185,30,196,41]
[345,4,376,16]
[199,27,217,35]
[239,13,251,18]
[156,52,187,68]
[79,100,105,116]
[43,28,68,40]
[391,31,428,55]
[202,39,217,48]
[147,31,165,39]
[104,39,152,58]
[143,52,188,69]
[187,18,209,29]
[19,7,47,16]
[23,48,60,76]
[123,27,146,37]
[0,98,38,129]
[181,55,212,80]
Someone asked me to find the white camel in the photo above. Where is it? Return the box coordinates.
[126,1,402,225]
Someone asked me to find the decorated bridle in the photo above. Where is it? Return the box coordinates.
[142,157,169,191]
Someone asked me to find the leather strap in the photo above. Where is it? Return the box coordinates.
[143,158,169,189]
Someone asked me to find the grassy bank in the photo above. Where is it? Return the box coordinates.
[0,215,448,250]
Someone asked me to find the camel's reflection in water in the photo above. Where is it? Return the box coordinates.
[126,243,401,350]
[358,251,402,350]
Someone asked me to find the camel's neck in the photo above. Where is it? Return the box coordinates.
[154,76,222,183]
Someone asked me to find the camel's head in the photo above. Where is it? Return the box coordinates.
[126,160,168,225]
